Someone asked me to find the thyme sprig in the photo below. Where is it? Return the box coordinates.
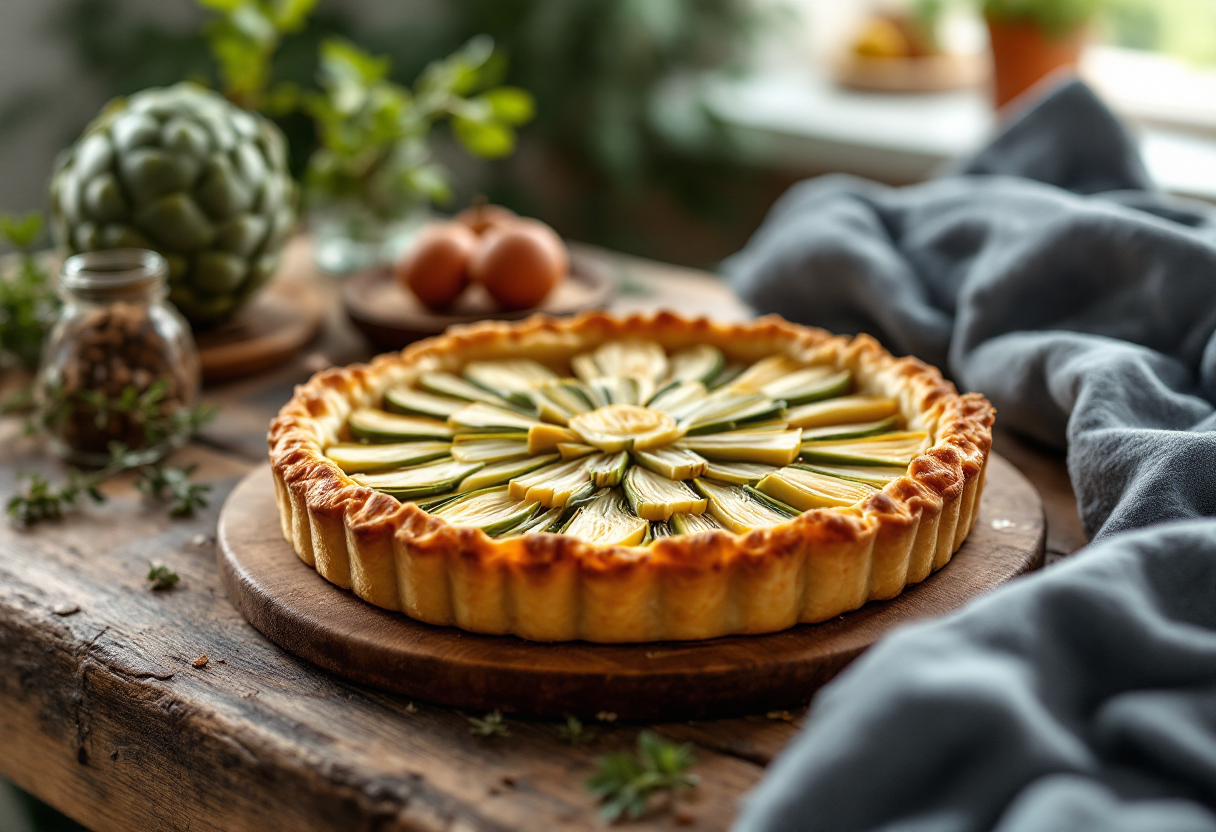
[558,716,597,747]
[136,463,211,517]
[0,211,58,372]
[468,710,511,738]
[586,731,699,824]
[146,561,181,590]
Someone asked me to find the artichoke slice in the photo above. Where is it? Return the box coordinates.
[762,369,852,406]
[459,454,560,492]
[325,441,451,473]
[449,438,530,464]
[541,380,596,413]
[589,376,650,408]
[353,458,484,499]
[528,424,581,454]
[670,511,724,535]
[729,355,803,392]
[431,486,540,536]
[589,451,631,487]
[648,381,708,416]
[463,359,559,407]
[800,431,929,467]
[786,395,900,429]
[591,339,669,384]
[649,521,673,541]
[633,447,707,480]
[349,408,453,442]
[800,416,900,442]
[677,428,802,466]
[508,456,599,508]
[693,478,797,533]
[384,387,466,420]
[559,489,648,546]
[623,466,707,521]
[568,404,684,452]
[794,463,907,487]
[557,442,598,460]
[667,344,724,385]
[756,466,878,511]
[500,506,565,537]
[419,371,517,409]
[683,393,786,435]
[448,403,541,433]
[570,353,605,383]
[702,460,777,486]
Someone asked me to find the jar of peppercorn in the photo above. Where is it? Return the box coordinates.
[36,249,201,466]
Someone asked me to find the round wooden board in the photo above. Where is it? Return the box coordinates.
[196,278,325,384]
[342,249,615,351]
[218,455,1044,721]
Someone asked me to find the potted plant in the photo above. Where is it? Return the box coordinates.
[981,0,1103,108]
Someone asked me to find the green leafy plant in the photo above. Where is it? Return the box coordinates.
[468,710,511,737]
[198,0,320,112]
[303,36,534,223]
[136,463,211,517]
[61,380,218,449]
[980,0,1104,35]
[146,561,181,590]
[585,731,699,823]
[0,212,59,372]
[558,715,597,747]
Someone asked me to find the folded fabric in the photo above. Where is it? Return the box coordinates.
[726,79,1216,831]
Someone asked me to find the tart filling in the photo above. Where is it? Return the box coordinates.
[269,312,993,642]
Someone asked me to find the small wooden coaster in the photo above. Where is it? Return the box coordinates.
[196,278,324,384]
[217,455,1044,720]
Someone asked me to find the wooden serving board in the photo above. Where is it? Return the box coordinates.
[342,247,615,351]
[218,454,1043,720]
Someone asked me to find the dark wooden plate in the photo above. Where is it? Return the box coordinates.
[217,455,1044,720]
[341,249,615,351]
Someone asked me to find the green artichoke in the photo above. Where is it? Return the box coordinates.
[50,83,296,327]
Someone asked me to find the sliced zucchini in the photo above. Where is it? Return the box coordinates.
[568,404,684,452]
[729,355,803,392]
[531,390,574,425]
[795,463,906,487]
[648,381,707,416]
[459,454,559,492]
[702,460,777,486]
[384,387,466,420]
[528,423,580,454]
[684,394,786,435]
[633,447,707,480]
[677,428,802,466]
[667,344,724,385]
[800,431,929,467]
[743,485,802,517]
[560,489,648,546]
[431,486,539,536]
[508,456,599,508]
[349,408,453,443]
[670,511,723,535]
[693,478,795,533]
[449,438,529,464]
[570,353,605,384]
[591,340,668,383]
[589,376,648,408]
[589,451,630,487]
[463,359,558,407]
[557,442,598,460]
[353,458,484,499]
[786,395,901,429]
[800,416,899,442]
[762,368,851,406]
[325,441,451,473]
[542,380,596,413]
[448,403,541,434]
[500,506,564,537]
[709,362,745,390]
[412,491,462,511]
[623,466,707,521]
[419,371,517,409]
[756,466,877,511]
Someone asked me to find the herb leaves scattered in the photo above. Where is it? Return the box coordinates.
[146,562,181,590]
[586,731,699,824]
[468,710,511,738]
[136,463,211,517]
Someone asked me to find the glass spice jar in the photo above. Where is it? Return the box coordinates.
[36,249,201,467]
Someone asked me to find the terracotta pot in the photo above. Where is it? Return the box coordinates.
[986,17,1087,109]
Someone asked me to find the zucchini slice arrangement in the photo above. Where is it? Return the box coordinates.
[330,339,928,546]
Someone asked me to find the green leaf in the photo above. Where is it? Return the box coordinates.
[452,117,515,159]
[477,87,535,126]
[0,212,43,249]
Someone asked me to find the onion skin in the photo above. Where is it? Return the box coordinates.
[395,222,477,310]
[470,218,568,311]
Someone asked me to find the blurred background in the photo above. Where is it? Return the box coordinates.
[3,0,1216,270]
[4,0,1216,827]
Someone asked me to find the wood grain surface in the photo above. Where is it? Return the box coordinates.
[218,457,1044,720]
[0,238,1083,832]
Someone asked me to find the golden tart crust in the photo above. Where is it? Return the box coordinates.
[268,311,993,643]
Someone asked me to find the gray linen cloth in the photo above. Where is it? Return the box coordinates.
[726,79,1216,832]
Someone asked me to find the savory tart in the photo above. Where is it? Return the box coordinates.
[269,312,992,643]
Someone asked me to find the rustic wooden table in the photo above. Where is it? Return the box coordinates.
[0,239,1088,832]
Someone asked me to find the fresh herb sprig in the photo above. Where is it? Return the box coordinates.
[558,716,597,747]
[468,710,511,738]
[136,463,211,517]
[586,731,699,824]
[146,561,181,590]
[46,379,217,447]
[0,211,59,372]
